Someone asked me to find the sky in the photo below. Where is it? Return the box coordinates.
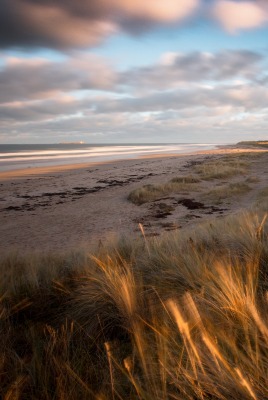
[0,0,268,144]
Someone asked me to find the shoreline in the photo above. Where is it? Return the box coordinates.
[0,143,219,177]
[0,144,265,181]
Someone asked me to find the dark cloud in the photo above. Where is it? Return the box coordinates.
[0,0,199,49]
[0,1,267,51]
[0,0,115,49]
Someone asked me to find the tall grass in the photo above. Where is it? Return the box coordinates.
[202,182,251,203]
[194,160,248,180]
[257,187,268,199]
[1,211,268,399]
[128,176,200,205]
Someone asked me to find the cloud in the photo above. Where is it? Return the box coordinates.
[2,102,267,144]
[0,96,83,122]
[0,50,262,107]
[94,84,268,114]
[213,0,268,33]
[0,49,267,143]
[1,1,268,51]
[120,50,263,92]
[0,55,117,103]
[1,80,267,128]
[0,0,199,49]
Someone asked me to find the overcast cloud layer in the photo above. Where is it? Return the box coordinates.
[0,0,268,143]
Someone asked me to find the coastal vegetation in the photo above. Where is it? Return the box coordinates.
[238,141,268,148]
[258,187,268,199]
[128,176,200,205]
[193,159,248,180]
[1,208,268,399]
[128,156,249,206]
[202,182,251,203]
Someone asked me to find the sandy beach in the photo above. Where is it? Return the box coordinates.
[1,146,267,253]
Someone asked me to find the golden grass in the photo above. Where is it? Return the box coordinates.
[203,182,251,203]
[128,176,200,205]
[170,176,200,184]
[194,159,248,180]
[1,211,268,399]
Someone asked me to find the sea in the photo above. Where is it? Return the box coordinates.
[0,143,220,172]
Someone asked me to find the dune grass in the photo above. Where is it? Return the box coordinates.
[128,154,261,205]
[258,187,268,199]
[128,176,200,205]
[194,159,248,180]
[1,210,268,399]
[246,176,260,184]
[202,182,251,203]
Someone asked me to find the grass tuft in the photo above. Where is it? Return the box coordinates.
[194,160,247,180]
[203,182,251,203]
[128,176,199,205]
[258,187,268,199]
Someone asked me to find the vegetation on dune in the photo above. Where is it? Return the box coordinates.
[128,156,251,205]
[128,175,200,205]
[223,152,262,160]
[246,176,260,184]
[258,187,268,199]
[194,159,248,180]
[202,182,251,203]
[238,141,268,148]
[1,210,268,399]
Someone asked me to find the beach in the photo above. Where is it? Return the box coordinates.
[1,143,268,399]
[1,145,267,253]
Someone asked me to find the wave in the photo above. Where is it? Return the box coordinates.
[0,144,217,172]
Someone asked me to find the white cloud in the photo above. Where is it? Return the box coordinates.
[117,0,199,23]
[213,0,268,33]
[159,52,179,66]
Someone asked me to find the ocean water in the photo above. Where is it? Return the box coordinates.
[0,143,218,172]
